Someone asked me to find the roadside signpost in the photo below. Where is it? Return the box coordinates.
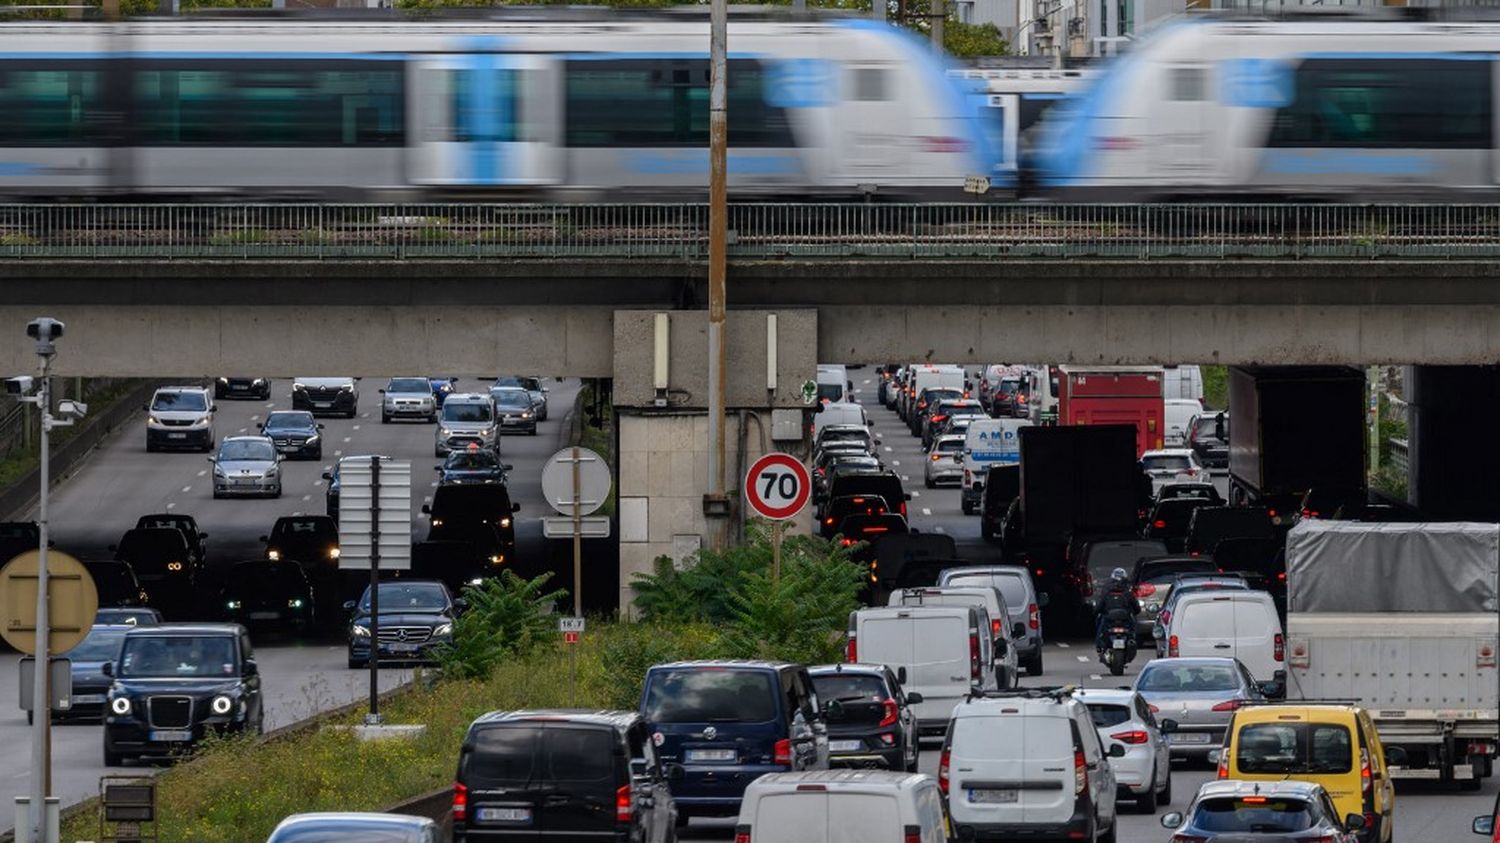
[337,457,412,725]
[743,453,812,584]
[541,447,611,617]
[558,616,586,703]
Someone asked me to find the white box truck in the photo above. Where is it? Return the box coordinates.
[1285,520,1500,787]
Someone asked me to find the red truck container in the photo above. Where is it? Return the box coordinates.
[1056,366,1165,458]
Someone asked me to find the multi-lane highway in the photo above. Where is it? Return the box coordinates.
[1,376,581,821]
[681,370,1496,843]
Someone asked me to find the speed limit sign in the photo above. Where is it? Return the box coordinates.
[744,452,812,521]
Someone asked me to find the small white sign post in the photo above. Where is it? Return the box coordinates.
[337,457,411,725]
[542,447,612,617]
[743,453,812,584]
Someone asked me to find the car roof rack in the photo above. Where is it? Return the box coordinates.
[965,685,1078,703]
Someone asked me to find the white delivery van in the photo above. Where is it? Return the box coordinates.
[961,418,1031,515]
[888,587,1022,689]
[1163,399,1204,448]
[736,770,947,843]
[909,365,967,406]
[1161,365,1204,401]
[1164,591,1285,682]
[812,402,870,442]
[848,606,993,734]
[817,364,851,404]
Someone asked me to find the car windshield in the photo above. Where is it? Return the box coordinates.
[1142,561,1217,584]
[137,517,189,532]
[1191,797,1317,833]
[273,518,336,541]
[152,392,207,412]
[1163,485,1217,500]
[1137,663,1239,693]
[388,378,430,393]
[810,673,889,703]
[65,627,127,662]
[923,389,962,404]
[0,523,35,539]
[218,440,276,462]
[445,451,500,470]
[263,412,314,431]
[360,582,449,612]
[1086,703,1132,729]
[1236,723,1353,775]
[117,635,238,677]
[642,669,777,723]
[1194,417,1223,437]
[95,609,157,626]
[492,376,523,389]
[997,378,1022,395]
[935,438,963,453]
[118,530,185,559]
[491,390,531,408]
[273,829,419,843]
[443,402,492,423]
[1143,455,1192,472]
[946,573,1028,609]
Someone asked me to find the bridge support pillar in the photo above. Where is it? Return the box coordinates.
[612,309,816,613]
[1408,365,1500,521]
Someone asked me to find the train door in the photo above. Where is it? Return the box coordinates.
[408,53,561,187]
[836,62,909,178]
[983,93,1020,185]
[1148,63,1219,184]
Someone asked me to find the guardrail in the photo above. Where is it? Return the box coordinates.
[1388,437,1409,476]
[0,203,1496,260]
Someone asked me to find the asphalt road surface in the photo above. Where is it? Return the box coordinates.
[1,377,581,826]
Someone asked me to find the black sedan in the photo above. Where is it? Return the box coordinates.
[345,580,459,669]
[219,560,316,634]
[260,411,324,460]
[84,560,151,608]
[435,448,512,486]
[38,624,131,724]
[262,516,340,568]
[0,520,39,565]
[215,377,271,400]
[809,664,921,772]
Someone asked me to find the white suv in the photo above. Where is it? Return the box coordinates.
[1075,688,1174,815]
[942,688,1120,843]
[145,386,216,452]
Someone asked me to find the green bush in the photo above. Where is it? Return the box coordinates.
[594,622,720,708]
[436,571,568,679]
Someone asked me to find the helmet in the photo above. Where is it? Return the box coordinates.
[1110,568,1128,584]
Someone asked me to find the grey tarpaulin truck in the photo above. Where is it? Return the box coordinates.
[1285,520,1500,787]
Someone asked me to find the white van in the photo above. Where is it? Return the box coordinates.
[1163,398,1204,447]
[908,365,966,411]
[943,689,1121,843]
[1163,591,1285,682]
[961,418,1031,515]
[1161,365,1204,401]
[817,364,851,404]
[887,587,1022,689]
[848,606,994,734]
[736,770,947,843]
[813,402,870,441]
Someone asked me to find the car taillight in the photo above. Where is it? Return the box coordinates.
[616,784,632,822]
[1110,730,1149,745]
[1274,633,1285,663]
[992,619,1002,637]
[774,738,792,766]
[1216,749,1229,779]
[846,638,857,663]
[932,414,948,424]
[1152,519,1167,529]
[734,825,752,843]
[452,781,469,822]
[1135,583,1157,598]
[917,401,927,410]
[1029,603,1039,630]
[879,698,899,728]
[1073,749,1087,795]
[1211,700,1242,712]
[1171,836,1210,843]
[1159,610,1172,626]
[1168,635,1179,657]
[1361,749,1372,794]
[938,749,950,794]
[903,825,923,843]
[969,633,981,680]
[930,453,942,462]
[1147,703,1159,713]
[899,501,907,518]
[1302,508,1319,519]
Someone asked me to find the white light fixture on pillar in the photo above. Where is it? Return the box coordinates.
[653,313,669,408]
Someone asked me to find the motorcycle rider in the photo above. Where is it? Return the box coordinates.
[1095,567,1141,653]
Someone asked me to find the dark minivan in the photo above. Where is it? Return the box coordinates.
[453,710,676,843]
[640,661,828,825]
[819,470,909,522]
[423,485,519,564]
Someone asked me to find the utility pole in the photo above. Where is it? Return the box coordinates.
[707,0,729,547]
[930,0,945,50]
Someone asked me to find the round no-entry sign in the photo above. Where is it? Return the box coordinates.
[744,452,811,521]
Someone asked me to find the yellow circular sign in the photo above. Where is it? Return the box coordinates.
[0,549,100,656]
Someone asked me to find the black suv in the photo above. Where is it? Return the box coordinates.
[820,470,909,522]
[808,664,921,772]
[134,513,208,573]
[345,579,458,669]
[262,515,340,568]
[0,521,39,565]
[423,485,519,565]
[219,560,315,635]
[291,376,359,418]
[453,710,677,843]
[103,624,264,766]
[84,560,150,608]
[1187,413,1229,470]
[110,528,196,616]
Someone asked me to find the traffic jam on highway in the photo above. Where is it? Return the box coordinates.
[5,364,1500,843]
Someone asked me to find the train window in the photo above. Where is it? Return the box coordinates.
[1170,67,1206,102]
[0,64,107,146]
[449,69,529,143]
[565,59,794,148]
[1267,59,1493,149]
[134,60,404,147]
[850,67,890,102]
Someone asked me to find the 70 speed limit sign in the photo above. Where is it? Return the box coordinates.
[744,452,812,521]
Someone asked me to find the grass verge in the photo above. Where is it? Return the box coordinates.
[0,379,142,491]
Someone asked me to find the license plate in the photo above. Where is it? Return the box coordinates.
[168,432,186,439]
[686,748,736,762]
[969,788,1018,804]
[231,385,248,391]
[249,611,279,620]
[314,402,331,409]
[72,694,105,705]
[149,730,193,742]
[476,807,532,824]
[385,642,421,653]
[1170,733,1212,744]
[1112,639,1127,650]
[830,740,863,752]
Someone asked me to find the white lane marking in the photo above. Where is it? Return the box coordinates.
[922,508,932,516]
[180,486,191,493]
[197,469,206,477]
[361,413,370,419]
[1076,656,1089,663]
[423,496,432,504]
[430,481,438,487]
[1090,674,1103,681]
[352,425,361,431]
[891,460,901,467]
[334,450,343,457]
[883,446,893,453]
[292,511,303,517]
[862,379,872,385]
[900,476,910,482]
[935,526,946,534]
[342,437,352,443]
[237,428,247,434]
[302,495,311,501]
[1057,642,1070,649]
[165,502,177,509]
[910,490,920,498]
[250,414,260,421]
[314,480,324,487]
[265,402,275,409]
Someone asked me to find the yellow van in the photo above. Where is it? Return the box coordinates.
[1216,704,1394,843]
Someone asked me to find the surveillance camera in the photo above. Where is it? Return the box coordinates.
[4,376,34,396]
[26,317,64,356]
[58,399,87,419]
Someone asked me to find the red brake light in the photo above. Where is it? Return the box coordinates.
[1110,730,1149,745]
[616,784,632,823]
[1216,749,1229,779]
[734,827,752,843]
[904,826,922,843]
[879,698,899,728]
[1241,796,1268,804]
[863,526,890,534]
[824,517,834,525]
[1029,603,1039,630]
[1168,634,1179,657]
[452,781,469,822]
[1153,519,1167,529]
[1361,749,1372,794]
[774,738,792,766]
[1147,703,1159,713]
[969,633,981,680]
[1211,700,1242,712]
[938,749,951,794]
[899,501,907,518]
[846,637,857,663]
[992,619,1002,636]
[1274,633,1285,663]
[1277,571,1287,582]
[1135,583,1157,598]
[1073,749,1087,795]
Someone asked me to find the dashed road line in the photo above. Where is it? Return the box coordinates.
[334,450,343,457]
[250,414,260,421]
[1057,642,1070,649]
[237,428,247,434]
[883,446,893,453]
[910,490,920,498]
[313,480,324,487]
[921,507,932,516]
[302,495,311,501]
[891,460,901,467]
[934,526,946,534]
[265,402,275,409]
[352,425,361,431]
[342,436,352,443]
[196,469,207,477]
[180,486,191,494]
[1089,674,1103,681]
[1076,655,1089,663]
[323,465,333,472]
[165,502,176,510]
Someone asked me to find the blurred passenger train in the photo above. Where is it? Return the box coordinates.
[949,65,1097,189]
[1028,17,1500,200]
[0,13,1002,199]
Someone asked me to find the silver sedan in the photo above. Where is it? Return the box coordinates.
[211,436,282,499]
[1132,657,1266,760]
[924,434,965,488]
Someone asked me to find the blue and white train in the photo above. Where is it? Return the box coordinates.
[0,14,1003,198]
[1027,17,1500,200]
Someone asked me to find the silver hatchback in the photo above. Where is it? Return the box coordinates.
[380,377,437,424]
[1132,657,1266,760]
[211,436,282,499]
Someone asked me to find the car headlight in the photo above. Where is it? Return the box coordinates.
[434,623,453,637]
[499,517,512,529]
[521,412,533,419]
[110,697,132,716]
[252,378,266,385]
[438,427,453,438]
[431,517,444,527]
[488,554,504,565]
[266,549,281,561]
[226,599,241,610]
[305,434,320,444]
[328,547,340,560]
[210,695,234,715]
[214,466,226,477]
[288,598,305,610]
[193,416,211,427]
[352,624,370,637]
[148,416,162,426]
[217,377,228,384]
[264,469,279,478]
[340,385,354,392]
[293,382,306,391]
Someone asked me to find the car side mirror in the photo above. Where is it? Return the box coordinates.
[896,666,907,684]
[199,533,208,540]
[1159,718,1178,734]
[421,505,432,514]
[317,423,325,430]
[825,699,844,719]
[905,692,923,704]
[321,471,333,481]
[211,405,218,413]
[1038,593,1051,608]
[904,493,912,501]
[342,600,356,612]
[1108,743,1126,758]
[1345,814,1366,831]
[378,389,386,394]
[1214,412,1226,442]
[1207,748,1222,765]
[434,465,443,472]
[1161,813,1184,830]
[101,662,113,677]
[258,535,269,543]
[140,404,149,412]
[242,660,258,678]
[511,503,521,513]
[453,598,468,612]
[1474,816,1495,836]
[503,464,514,471]
[664,763,686,783]
[1012,622,1026,639]
[994,638,1007,657]
[206,456,216,463]
[1257,680,1284,699]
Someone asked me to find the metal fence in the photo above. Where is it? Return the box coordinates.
[0,203,1498,260]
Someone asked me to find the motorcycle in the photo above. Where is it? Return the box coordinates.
[1098,617,1138,677]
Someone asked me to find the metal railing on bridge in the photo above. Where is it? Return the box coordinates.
[0,203,1499,260]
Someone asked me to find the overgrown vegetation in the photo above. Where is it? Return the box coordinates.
[1202,365,1228,410]
[435,571,568,679]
